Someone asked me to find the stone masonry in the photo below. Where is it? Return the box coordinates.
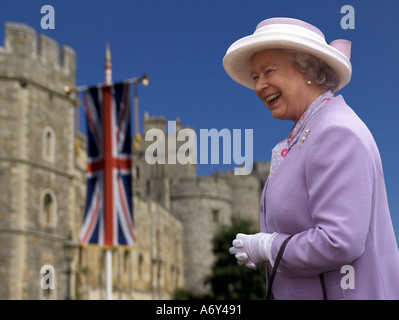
[0,22,270,299]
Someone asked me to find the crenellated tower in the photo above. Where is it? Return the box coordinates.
[0,22,77,299]
[0,22,269,300]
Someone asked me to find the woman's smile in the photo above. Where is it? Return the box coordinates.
[265,91,282,105]
[251,50,325,122]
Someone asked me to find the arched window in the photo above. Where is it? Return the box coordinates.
[138,254,144,278]
[123,250,130,272]
[43,194,53,225]
[212,209,220,223]
[146,180,151,196]
[42,127,55,162]
[40,190,57,227]
[135,166,140,179]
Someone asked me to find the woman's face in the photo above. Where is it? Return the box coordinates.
[251,49,324,123]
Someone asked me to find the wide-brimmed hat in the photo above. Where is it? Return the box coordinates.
[223,17,352,91]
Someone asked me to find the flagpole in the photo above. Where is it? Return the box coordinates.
[105,43,113,301]
[64,75,148,95]
[106,249,112,300]
[76,44,145,301]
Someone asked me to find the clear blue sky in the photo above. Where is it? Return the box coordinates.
[1,0,399,241]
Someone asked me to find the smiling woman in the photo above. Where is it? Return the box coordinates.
[224,17,399,300]
[250,49,326,122]
[289,50,340,92]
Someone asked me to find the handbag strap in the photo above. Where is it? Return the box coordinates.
[266,235,293,300]
[319,273,328,300]
[265,235,328,300]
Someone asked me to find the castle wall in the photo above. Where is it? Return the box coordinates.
[170,176,232,296]
[133,114,196,209]
[75,196,184,300]
[0,22,269,300]
[225,172,262,228]
[0,22,76,299]
[0,23,75,90]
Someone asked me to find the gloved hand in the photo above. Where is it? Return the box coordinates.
[229,232,277,270]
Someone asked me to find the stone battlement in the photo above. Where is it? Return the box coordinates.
[0,22,76,91]
[171,176,232,202]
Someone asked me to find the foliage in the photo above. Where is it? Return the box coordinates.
[173,217,266,300]
[205,217,266,300]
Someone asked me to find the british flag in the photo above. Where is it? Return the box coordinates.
[80,81,136,247]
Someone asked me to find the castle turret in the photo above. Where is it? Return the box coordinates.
[0,22,76,299]
[170,175,232,296]
[225,171,261,226]
[133,114,197,209]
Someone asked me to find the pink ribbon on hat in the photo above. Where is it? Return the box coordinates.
[330,39,351,60]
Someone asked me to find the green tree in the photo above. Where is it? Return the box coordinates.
[205,217,266,300]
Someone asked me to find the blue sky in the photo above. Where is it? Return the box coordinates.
[1,0,399,241]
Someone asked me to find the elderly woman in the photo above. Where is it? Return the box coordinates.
[226,18,399,300]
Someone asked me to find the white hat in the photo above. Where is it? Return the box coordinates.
[223,18,352,91]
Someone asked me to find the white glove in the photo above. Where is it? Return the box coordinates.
[229,232,277,270]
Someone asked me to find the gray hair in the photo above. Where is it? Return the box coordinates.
[282,50,340,92]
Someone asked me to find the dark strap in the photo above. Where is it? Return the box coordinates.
[266,235,293,300]
[319,273,328,300]
[265,235,328,300]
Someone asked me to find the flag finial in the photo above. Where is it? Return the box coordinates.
[105,43,112,84]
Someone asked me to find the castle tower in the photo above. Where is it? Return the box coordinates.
[0,23,76,299]
[0,21,269,300]
[170,175,232,296]
[132,114,197,209]
[225,171,263,226]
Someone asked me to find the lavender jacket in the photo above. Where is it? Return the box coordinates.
[260,95,399,299]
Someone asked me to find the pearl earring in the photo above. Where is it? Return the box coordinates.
[306,80,312,85]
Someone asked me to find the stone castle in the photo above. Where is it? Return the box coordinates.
[0,22,270,300]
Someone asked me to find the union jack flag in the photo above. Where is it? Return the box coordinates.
[80,81,136,247]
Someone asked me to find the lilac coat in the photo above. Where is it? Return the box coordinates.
[260,95,399,299]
